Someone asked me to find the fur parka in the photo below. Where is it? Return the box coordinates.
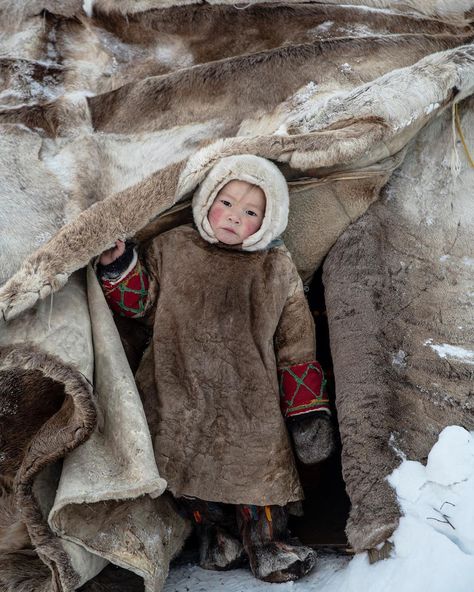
[134,156,317,506]
[136,225,316,505]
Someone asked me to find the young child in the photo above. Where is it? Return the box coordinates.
[97,155,334,583]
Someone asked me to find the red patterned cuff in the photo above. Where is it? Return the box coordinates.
[278,360,330,419]
[101,259,150,318]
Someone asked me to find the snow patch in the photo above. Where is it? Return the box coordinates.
[339,22,381,37]
[389,433,407,462]
[424,339,474,365]
[335,4,414,18]
[392,102,440,133]
[167,427,474,592]
[391,349,407,368]
[392,113,417,132]
[313,21,334,33]
[287,87,348,132]
[0,60,63,108]
[389,459,425,502]
[425,102,440,115]
[293,81,319,105]
[425,426,474,486]
[83,0,95,17]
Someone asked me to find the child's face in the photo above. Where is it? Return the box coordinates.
[207,180,266,245]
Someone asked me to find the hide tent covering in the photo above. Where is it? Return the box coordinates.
[0,1,473,591]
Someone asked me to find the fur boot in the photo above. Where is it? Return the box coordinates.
[178,498,245,571]
[238,505,316,583]
[198,524,245,571]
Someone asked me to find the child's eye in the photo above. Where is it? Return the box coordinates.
[220,200,231,207]
[246,210,257,217]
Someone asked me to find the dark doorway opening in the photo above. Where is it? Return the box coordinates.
[289,265,351,551]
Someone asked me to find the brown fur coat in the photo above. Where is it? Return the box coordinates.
[135,224,316,505]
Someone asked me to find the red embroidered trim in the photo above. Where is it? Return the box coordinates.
[278,360,330,419]
[102,259,150,318]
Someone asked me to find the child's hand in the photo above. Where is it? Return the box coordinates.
[99,240,126,265]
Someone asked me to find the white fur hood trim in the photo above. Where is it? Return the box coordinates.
[192,155,289,251]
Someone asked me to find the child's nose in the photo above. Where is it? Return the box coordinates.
[228,212,241,224]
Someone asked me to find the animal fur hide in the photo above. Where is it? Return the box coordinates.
[323,100,474,551]
[0,1,473,590]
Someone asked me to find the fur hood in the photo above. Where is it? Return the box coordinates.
[192,155,289,251]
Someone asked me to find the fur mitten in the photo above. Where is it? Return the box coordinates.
[288,413,335,464]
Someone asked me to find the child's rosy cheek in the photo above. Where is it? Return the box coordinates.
[208,207,220,226]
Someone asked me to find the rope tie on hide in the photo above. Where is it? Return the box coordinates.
[48,292,54,331]
[454,103,474,168]
[451,103,474,178]
[451,104,461,178]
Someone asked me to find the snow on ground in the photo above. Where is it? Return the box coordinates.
[165,426,474,592]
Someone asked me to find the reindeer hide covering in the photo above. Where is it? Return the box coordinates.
[0,1,473,591]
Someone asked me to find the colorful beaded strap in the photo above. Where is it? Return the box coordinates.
[278,360,330,419]
[102,259,150,318]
